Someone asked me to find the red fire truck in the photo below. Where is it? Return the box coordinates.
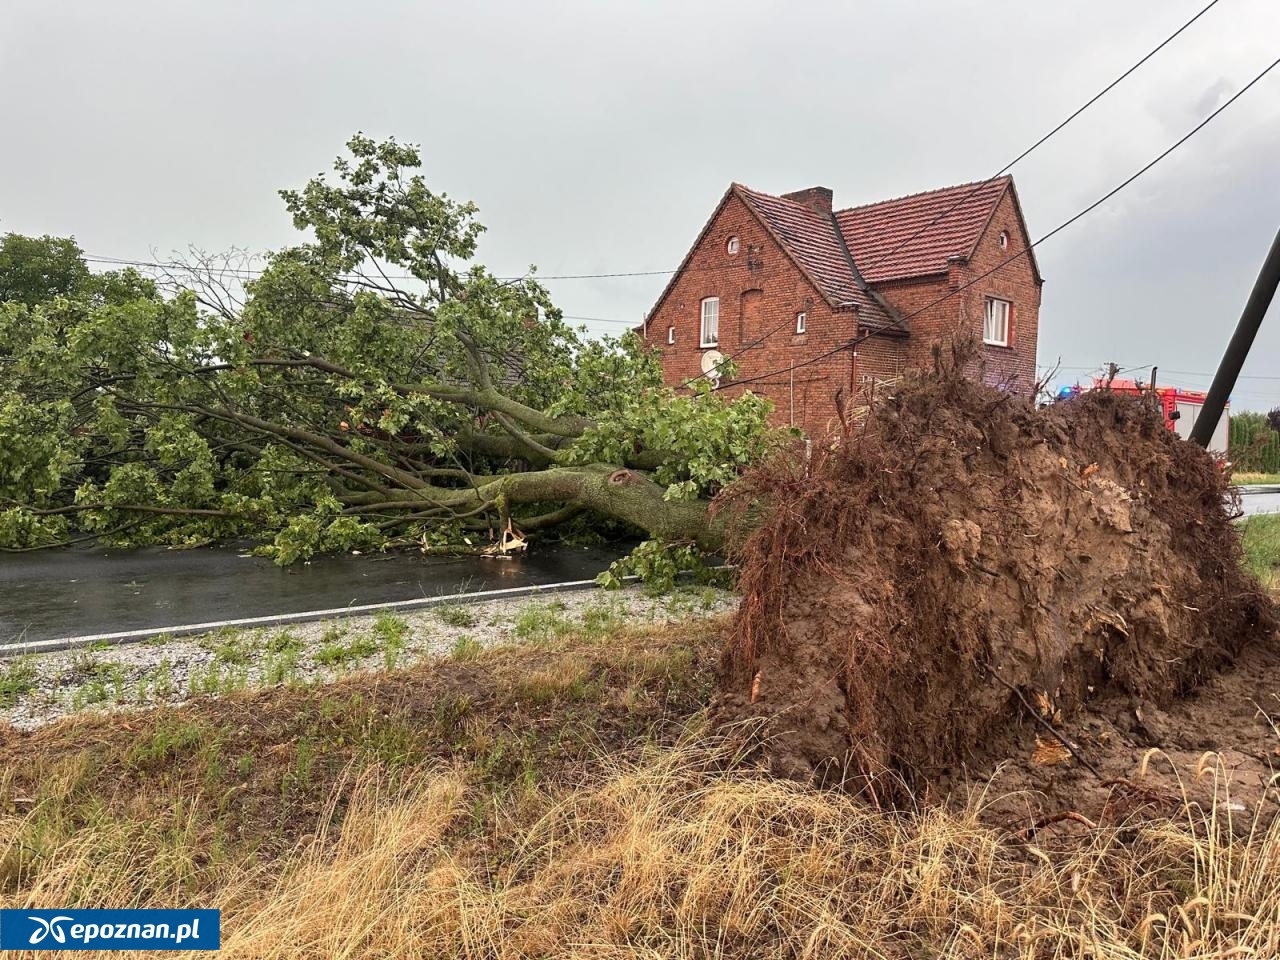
[1055,378,1230,455]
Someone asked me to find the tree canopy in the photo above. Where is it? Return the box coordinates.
[0,233,95,306]
[0,135,780,573]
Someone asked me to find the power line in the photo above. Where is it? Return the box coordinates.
[894,54,1279,328]
[717,53,1280,394]
[87,0,1225,293]
[720,333,872,390]
[77,2,1227,343]
[81,253,676,283]
[81,253,648,326]
[1160,368,1280,382]
[843,0,1225,284]
[684,1,1225,390]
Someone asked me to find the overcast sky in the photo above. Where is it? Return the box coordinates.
[3,0,1279,408]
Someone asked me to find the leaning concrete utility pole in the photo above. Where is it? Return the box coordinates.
[1190,228,1280,448]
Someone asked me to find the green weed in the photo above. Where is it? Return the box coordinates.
[190,660,249,697]
[436,604,477,629]
[513,600,573,643]
[449,635,483,661]
[580,598,628,639]
[0,659,37,707]
[314,635,378,669]
[373,613,411,669]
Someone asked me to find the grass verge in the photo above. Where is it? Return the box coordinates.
[1,615,1278,957]
[1234,471,1280,485]
[1241,513,1280,590]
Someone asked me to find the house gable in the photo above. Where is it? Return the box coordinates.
[647,175,1044,434]
[733,186,889,325]
[644,190,864,425]
[646,184,883,339]
[964,178,1043,285]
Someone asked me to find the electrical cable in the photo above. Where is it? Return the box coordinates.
[715,54,1280,392]
[682,0,1228,388]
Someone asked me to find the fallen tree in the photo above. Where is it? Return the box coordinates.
[0,136,778,569]
[716,345,1276,798]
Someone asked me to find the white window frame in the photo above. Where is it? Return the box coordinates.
[795,311,807,334]
[700,297,719,348]
[667,325,675,345]
[726,236,740,255]
[983,297,1011,347]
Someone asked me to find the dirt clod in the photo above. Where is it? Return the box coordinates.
[716,344,1276,801]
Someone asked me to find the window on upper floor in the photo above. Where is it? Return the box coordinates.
[700,297,719,347]
[795,311,807,334]
[984,297,1012,346]
[998,230,1009,250]
[726,236,740,255]
[667,325,675,345]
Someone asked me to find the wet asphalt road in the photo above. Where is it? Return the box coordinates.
[3,487,1275,646]
[0,543,626,645]
[1239,486,1280,517]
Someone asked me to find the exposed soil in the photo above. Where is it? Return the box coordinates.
[971,634,1280,833]
[716,343,1277,803]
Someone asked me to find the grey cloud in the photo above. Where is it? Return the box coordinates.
[2,0,1278,405]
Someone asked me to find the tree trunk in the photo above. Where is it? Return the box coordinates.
[354,464,725,552]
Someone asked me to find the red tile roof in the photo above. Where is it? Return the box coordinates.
[645,175,1033,338]
[734,184,887,322]
[834,176,1013,284]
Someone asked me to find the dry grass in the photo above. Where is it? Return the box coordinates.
[1,617,1278,958]
[1233,472,1280,486]
[1,736,1279,958]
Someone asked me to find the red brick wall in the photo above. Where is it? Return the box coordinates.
[646,192,857,433]
[855,189,1041,392]
[956,189,1042,392]
[650,185,1043,436]
[874,274,965,371]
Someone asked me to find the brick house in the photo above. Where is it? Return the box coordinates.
[642,176,1043,436]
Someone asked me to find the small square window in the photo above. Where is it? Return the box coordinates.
[700,297,719,347]
[795,311,807,334]
[727,236,740,255]
[667,325,675,345]
[983,298,1011,346]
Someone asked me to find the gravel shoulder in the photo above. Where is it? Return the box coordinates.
[0,585,735,730]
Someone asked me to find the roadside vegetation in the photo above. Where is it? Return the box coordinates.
[0,136,781,585]
[1229,410,1280,476]
[1241,513,1280,590]
[0,589,729,729]
[0,505,1274,956]
[1234,471,1280,485]
[0,610,1277,958]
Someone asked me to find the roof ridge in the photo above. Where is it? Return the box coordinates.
[734,183,827,216]
[834,175,1011,215]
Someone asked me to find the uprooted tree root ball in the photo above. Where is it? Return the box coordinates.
[715,345,1276,799]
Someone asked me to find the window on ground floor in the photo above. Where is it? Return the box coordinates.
[983,297,1012,346]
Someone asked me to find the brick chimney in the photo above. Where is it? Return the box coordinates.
[782,186,833,215]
